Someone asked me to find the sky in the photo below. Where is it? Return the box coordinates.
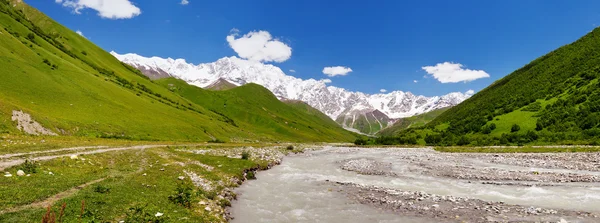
[28,0,600,96]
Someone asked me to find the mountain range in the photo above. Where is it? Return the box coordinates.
[111,52,473,134]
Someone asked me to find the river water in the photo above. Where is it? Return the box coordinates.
[230,147,600,222]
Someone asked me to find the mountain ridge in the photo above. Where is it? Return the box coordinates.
[111,52,474,133]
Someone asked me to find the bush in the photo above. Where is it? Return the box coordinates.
[16,160,38,174]
[207,139,225,143]
[168,183,193,208]
[511,124,521,132]
[354,138,367,145]
[245,171,256,180]
[241,151,250,160]
[286,145,294,150]
[93,185,111,194]
[125,205,168,223]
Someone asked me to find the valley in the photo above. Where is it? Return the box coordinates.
[1,0,600,222]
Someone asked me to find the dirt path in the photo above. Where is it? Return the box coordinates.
[0,178,108,215]
[0,146,108,159]
[0,145,168,171]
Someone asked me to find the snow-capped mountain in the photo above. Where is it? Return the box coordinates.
[111,51,473,133]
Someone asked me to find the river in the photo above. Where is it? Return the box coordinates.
[230,147,600,222]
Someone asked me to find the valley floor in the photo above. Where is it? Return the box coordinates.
[0,137,304,222]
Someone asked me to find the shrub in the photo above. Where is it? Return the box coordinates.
[286,145,294,150]
[511,124,521,132]
[207,139,225,143]
[168,183,193,208]
[93,185,111,194]
[354,138,367,145]
[241,151,250,160]
[81,51,87,55]
[245,171,256,180]
[125,205,168,223]
[17,160,38,174]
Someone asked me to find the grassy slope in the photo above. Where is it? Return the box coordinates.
[397,27,600,145]
[378,108,449,136]
[157,79,356,142]
[0,0,353,143]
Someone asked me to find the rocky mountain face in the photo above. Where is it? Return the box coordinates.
[111,52,473,134]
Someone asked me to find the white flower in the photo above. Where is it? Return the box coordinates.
[155,212,163,217]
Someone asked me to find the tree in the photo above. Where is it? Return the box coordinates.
[26,33,35,41]
[511,124,521,133]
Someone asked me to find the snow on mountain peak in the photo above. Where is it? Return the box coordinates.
[111,51,472,121]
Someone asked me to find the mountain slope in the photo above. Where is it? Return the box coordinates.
[407,28,600,145]
[378,108,449,137]
[0,0,353,142]
[111,52,473,134]
[156,78,356,142]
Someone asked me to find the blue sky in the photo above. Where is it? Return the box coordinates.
[30,0,600,96]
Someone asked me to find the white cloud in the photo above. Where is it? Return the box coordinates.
[466,89,475,95]
[289,69,296,73]
[413,80,418,83]
[226,30,292,63]
[380,89,387,93]
[76,30,85,38]
[56,0,141,19]
[180,0,189,5]
[321,79,332,84]
[322,66,352,77]
[422,62,489,83]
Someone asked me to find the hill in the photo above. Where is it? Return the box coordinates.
[156,78,356,142]
[378,108,448,137]
[0,0,354,143]
[395,27,600,146]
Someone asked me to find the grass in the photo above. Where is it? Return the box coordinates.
[379,108,449,136]
[0,146,268,222]
[487,110,538,136]
[0,0,354,143]
[435,146,600,153]
[156,78,356,142]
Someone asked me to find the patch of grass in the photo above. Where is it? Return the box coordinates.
[0,146,264,222]
[435,146,600,153]
[168,183,194,208]
[15,159,38,174]
[241,151,250,160]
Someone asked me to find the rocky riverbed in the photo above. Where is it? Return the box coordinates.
[230,147,600,223]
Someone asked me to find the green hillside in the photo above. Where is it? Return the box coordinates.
[0,0,353,143]
[378,108,448,137]
[393,27,600,146]
[156,79,355,142]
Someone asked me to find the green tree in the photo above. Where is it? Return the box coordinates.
[511,124,521,133]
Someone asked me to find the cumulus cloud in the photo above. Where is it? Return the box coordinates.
[76,30,85,38]
[413,80,418,83]
[289,69,296,73]
[321,79,332,84]
[422,62,490,83]
[380,89,387,93]
[226,30,292,63]
[180,0,189,5]
[56,0,141,19]
[322,66,352,77]
[466,89,475,95]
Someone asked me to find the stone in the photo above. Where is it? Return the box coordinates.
[16,170,25,176]
[432,204,440,209]
[4,172,12,177]
[70,155,78,160]
[178,176,185,180]
[205,206,212,212]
